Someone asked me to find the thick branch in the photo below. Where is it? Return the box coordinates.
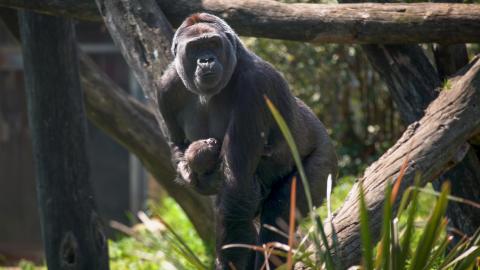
[431,41,480,240]
[2,0,480,44]
[329,56,480,267]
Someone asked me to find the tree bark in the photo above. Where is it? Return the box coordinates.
[432,43,480,241]
[18,11,109,270]
[362,44,440,124]
[327,56,480,267]
[2,0,480,44]
[434,44,469,82]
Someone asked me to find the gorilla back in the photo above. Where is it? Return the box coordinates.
[157,13,338,270]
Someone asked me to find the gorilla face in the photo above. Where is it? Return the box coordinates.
[173,20,237,99]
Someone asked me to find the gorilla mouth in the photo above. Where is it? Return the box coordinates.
[201,71,217,78]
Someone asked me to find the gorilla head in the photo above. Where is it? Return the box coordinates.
[172,13,238,99]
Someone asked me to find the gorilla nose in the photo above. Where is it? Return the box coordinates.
[198,57,215,65]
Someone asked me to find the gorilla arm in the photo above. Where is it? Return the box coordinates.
[157,66,197,186]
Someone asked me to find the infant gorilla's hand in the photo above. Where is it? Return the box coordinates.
[184,138,222,195]
[185,138,221,174]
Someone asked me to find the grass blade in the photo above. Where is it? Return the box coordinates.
[398,176,421,269]
[375,182,392,270]
[264,96,314,212]
[423,218,449,270]
[412,187,480,209]
[139,212,208,270]
[287,177,297,270]
[408,182,450,270]
[442,246,480,270]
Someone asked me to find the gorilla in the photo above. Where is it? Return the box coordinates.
[157,13,338,270]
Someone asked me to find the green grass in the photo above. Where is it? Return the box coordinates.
[108,197,213,270]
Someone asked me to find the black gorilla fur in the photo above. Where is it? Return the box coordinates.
[157,13,338,270]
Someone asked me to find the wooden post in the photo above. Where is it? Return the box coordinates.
[19,11,109,269]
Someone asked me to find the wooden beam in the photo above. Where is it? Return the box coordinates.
[1,0,480,44]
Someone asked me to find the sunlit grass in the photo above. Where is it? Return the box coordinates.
[108,197,213,270]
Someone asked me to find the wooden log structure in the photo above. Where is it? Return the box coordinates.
[0,0,479,44]
[3,0,480,267]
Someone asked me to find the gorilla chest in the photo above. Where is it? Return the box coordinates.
[178,98,232,141]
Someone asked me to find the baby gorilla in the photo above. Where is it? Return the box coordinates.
[185,138,221,174]
[183,138,222,194]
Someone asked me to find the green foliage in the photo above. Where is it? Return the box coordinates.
[147,197,211,260]
[18,260,41,270]
[108,197,213,270]
[243,38,403,176]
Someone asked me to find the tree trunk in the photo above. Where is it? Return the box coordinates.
[434,44,469,82]
[18,11,109,270]
[325,56,480,267]
[2,1,480,44]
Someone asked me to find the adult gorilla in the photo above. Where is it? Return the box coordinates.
[157,13,338,270]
